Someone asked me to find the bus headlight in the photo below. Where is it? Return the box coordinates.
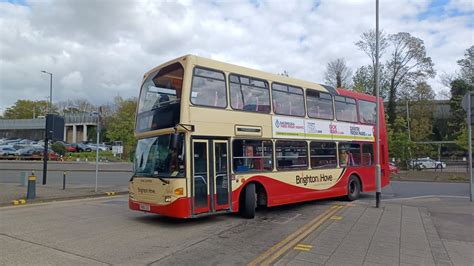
[164,196,172,202]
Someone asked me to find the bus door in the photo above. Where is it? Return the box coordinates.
[213,140,230,211]
[192,139,231,215]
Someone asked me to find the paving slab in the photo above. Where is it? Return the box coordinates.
[276,198,473,266]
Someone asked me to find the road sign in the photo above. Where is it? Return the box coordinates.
[112,145,123,155]
[461,92,474,125]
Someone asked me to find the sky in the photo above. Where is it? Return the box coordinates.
[0,0,472,113]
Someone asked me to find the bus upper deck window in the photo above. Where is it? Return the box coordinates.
[191,67,227,108]
[272,83,305,117]
[229,74,270,113]
[307,90,334,120]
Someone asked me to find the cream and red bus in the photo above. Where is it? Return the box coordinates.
[129,55,390,218]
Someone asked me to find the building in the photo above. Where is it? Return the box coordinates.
[0,113,99,143]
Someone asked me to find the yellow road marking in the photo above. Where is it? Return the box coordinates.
[248,205,344,266]
[295,244,312,248]
[293,246,311,252]
[330,216,342,220]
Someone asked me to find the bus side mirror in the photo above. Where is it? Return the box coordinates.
[170,132,179,149]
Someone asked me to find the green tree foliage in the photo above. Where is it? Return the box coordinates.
[105,97,137,159]
[51,142,66,156]
[449,79,474,137]
[455,126,474,151]
[387,116,413,167]
[352,64,389,98]
[405,82,436,157]
[3,100,53,119]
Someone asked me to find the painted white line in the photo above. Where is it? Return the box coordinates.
[383,195,470,201]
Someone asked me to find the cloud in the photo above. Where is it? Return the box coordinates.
[0,0,472,112]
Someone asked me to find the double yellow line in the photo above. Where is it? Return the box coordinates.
[248,205,345,266]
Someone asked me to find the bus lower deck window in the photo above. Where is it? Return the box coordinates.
[233,139,273,172]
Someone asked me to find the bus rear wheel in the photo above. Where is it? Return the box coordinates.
[346,175,361,201]
[240,183,256,219]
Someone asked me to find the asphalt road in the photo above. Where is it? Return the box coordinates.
[0,161,132,187]
[1,180,472,265]
[384,180,471,198]
[1,196,335,265]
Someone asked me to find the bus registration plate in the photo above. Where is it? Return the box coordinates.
[139,203,151,211]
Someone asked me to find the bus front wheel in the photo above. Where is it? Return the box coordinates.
[346,175,361,201]
[240,183,256,219]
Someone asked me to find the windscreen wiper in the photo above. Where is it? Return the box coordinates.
[153,175,170,185]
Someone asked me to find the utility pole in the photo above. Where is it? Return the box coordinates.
[406,100,411,141]
[375,0,382,208]
[461,92,473,202]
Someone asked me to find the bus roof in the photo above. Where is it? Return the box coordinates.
[144,54,340,95]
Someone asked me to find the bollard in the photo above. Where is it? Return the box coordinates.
[63,171,66,190]
[27,171,36,200]
[20,171,27,187]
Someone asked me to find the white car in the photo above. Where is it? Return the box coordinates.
[0,146,17,156]
[410,157,446,169]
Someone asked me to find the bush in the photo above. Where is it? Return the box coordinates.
[51,142,66,155]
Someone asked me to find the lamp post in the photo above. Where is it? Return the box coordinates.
[41,70,53,112]
[41,70,52,185]
[91,109,101,193]
[375,0,382,208]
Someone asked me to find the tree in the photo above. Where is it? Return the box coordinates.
[455,126,474,151]
[56,99,97,115]
[387,116,413,167]
[279,70,289,77]
[324,58,352,88]
[407,82,435,158]
[105,97,138,159]
[457,45,473,85]
[3,100,52,119]
[385,32,435,126]
[449,79,474,137]
[352,64,389,98]
[355,29,388,95]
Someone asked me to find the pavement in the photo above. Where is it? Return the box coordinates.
[269,197,473,266]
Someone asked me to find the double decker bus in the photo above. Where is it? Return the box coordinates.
[129,55,389,219]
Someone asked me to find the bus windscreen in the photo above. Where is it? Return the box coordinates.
[134,134,185,178]
[136,62,184,132]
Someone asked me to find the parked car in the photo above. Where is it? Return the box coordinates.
[65,143,78,152]
[14,147,39,156]
[389,162,399,174]
[0,146,17,156]
[76,143,92,152]
[87,144,109,151]
[409,157,446,169]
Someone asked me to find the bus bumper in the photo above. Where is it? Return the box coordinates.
[129,198,192,218]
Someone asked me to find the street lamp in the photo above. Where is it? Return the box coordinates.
[91,109,101,193]
[375,0,382,208]
[41,70,53,113]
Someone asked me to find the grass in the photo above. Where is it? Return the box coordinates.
[64,151,123,162]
